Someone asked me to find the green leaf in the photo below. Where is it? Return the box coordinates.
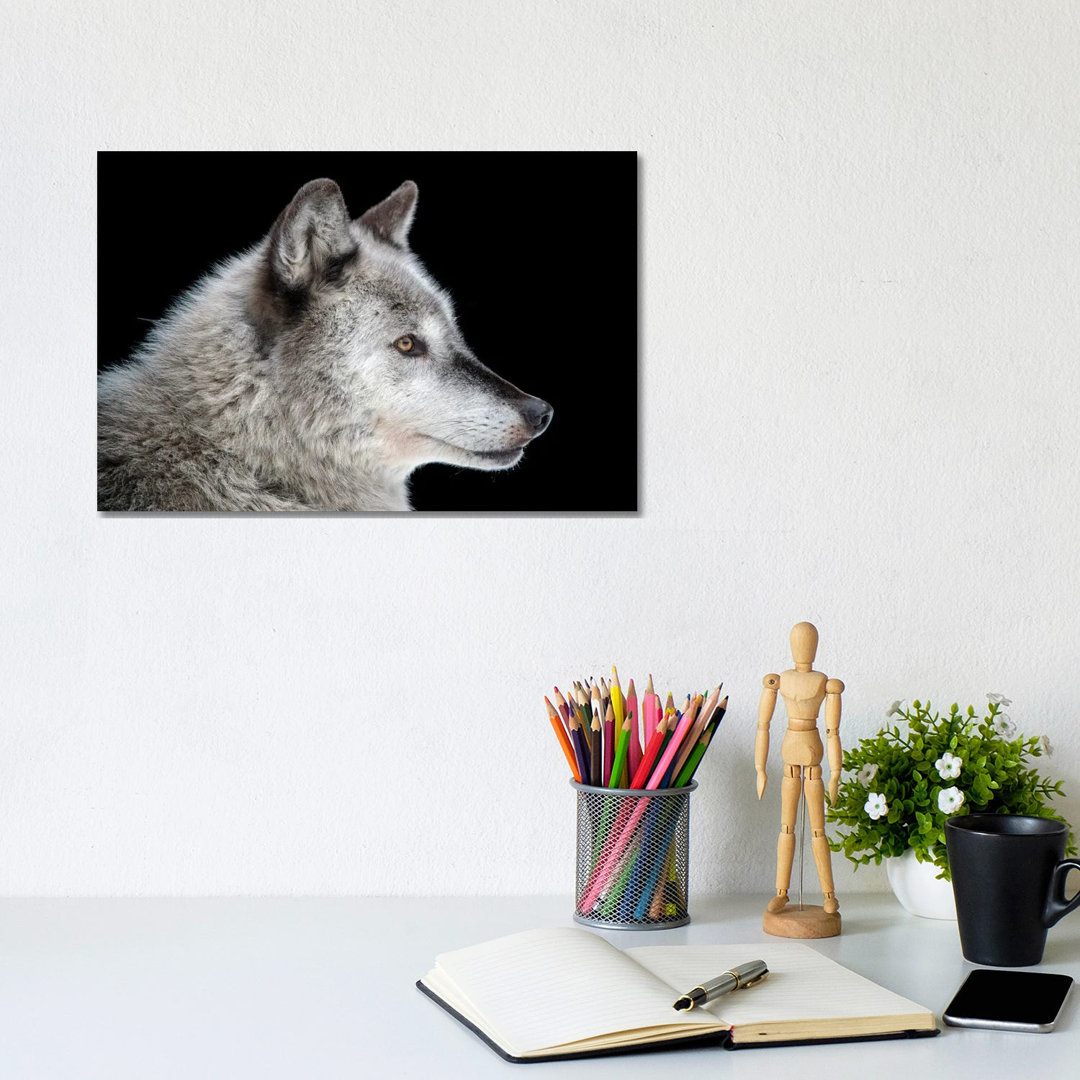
[827,698,1074,870]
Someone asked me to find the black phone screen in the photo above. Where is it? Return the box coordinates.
[944,970,1073,1031]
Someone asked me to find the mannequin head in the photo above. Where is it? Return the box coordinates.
[790,621,819,670]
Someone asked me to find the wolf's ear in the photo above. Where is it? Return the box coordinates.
[357,181,418,249]
[268,179,355,291]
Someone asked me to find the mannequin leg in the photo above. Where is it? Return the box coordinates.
[767,764,802,913]
[805,766,839,913]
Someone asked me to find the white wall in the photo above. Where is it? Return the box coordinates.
[2,1,1078,898]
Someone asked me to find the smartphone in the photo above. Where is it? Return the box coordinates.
[943,969,1074,1033]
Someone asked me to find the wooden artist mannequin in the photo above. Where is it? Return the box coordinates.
[755,621,843,938]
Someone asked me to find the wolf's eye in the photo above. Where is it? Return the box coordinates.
[394,335,416,354]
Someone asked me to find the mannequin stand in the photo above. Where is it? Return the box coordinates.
[763,904,841,939]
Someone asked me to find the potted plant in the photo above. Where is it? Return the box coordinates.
[826,695,1073,919]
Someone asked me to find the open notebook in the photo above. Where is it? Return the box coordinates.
[418,927,937,1062]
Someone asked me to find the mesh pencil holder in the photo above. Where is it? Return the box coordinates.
[571,781,697,930]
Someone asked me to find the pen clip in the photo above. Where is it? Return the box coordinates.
[739,968,769,989]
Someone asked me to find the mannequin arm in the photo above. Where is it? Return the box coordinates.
[756,674,779,799]
[824,678,844,804]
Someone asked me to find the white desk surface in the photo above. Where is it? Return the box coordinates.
[0,893,1076,1078]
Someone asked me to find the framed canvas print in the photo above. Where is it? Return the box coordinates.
[97,151,637,512]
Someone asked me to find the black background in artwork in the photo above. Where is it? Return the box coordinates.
[97,151,637,512]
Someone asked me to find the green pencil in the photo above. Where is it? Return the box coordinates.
[608,709,633,788]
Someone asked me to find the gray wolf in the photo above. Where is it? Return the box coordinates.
[98,179,553,510]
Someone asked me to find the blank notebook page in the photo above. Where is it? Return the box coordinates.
[431,927,715,1053]
[626,942,930,1024]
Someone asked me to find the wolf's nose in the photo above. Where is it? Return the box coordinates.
[523,397,553,434]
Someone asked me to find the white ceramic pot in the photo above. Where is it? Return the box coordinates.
[885,849,957,920]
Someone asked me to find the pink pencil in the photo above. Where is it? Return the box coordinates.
[578,709,698,911]
[643,706,696,788]
[644,675,660,735]
[670,686,720,781]
[626,679,641,781]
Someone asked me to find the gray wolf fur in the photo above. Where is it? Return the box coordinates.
[98,179,552,510]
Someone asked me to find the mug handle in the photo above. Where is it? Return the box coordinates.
[1043,859,1080,928]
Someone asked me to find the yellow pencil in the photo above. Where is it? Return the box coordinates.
[610,665,625,729]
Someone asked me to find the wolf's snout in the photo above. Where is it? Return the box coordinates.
[522,397,553,436]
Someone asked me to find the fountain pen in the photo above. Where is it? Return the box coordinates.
[672,959,769,1011]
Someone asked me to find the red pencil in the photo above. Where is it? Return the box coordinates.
[630,706,667,788]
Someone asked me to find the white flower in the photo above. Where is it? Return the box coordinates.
[1041,734,1054,757]
[864,792,889,820]
[938,786,965,814]
[992,713,1017,737]
[935,751,962,780]
[885,700,904,718]
[987,692,1013,707]
[857,763,879,785]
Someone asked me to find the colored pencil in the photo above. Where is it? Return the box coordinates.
[545,696,580,782]
[553,686,571,729]
[675,695,728,786]
[574,695,592,764]
[589,681,602,750]
[646,704,696,789]
[626,678,641,781]
[575,683,593,729]
[662,692,676,736]
[674,730,711,787]
[610,666,625,729]
[630,707,666,788]
[589,710,603,786]
[602,702,615,786]
[652,699,686,786]
[643,675,659,743]
[568,706,591,783]
[607,702,634,789]
[612,671,628,787]
[596,673,613,751]
[670,687,718,780]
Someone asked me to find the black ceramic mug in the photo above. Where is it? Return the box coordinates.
[945,814,1080,966]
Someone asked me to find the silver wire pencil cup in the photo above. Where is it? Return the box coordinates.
[571,781,696,930]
